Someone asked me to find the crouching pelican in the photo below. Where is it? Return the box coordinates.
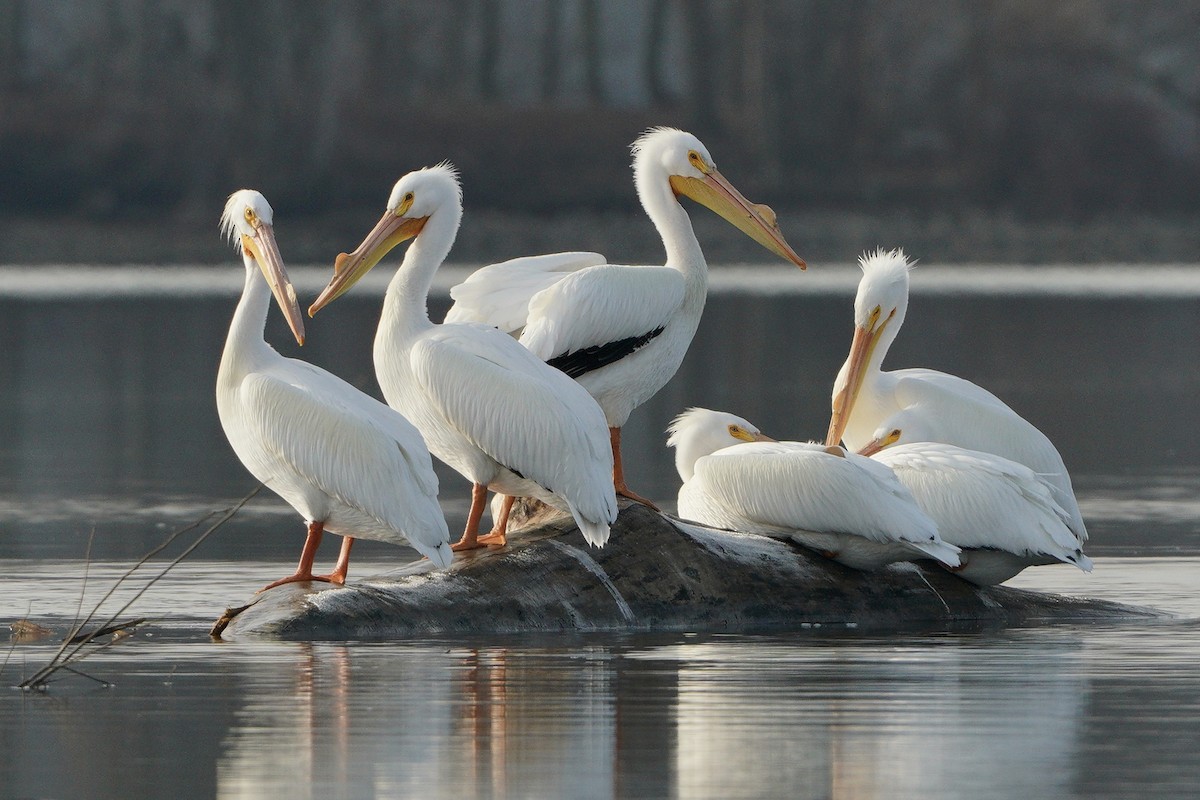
[446,128,808,507]
[667,408,960,570]
[216,189,452,591]
[309,166,618,551]
[867,431,1092,585]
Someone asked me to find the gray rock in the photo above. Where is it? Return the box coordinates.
[215,502,1158,640]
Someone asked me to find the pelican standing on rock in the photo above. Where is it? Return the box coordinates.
[215,190,453,591]
[309,166,618,551]
[667,408,960,570]
[825,248,1088,544]
[446,128,808,507]
[867,433,1092,584]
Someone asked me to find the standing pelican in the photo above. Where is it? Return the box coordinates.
[868,432,1092,584]
[446,128,807,506]
[216,189,452,591]
[667,408,959,570]
[825,249,1088,543]
[308,166,618,551]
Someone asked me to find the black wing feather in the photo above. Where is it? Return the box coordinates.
[546,327,665,379]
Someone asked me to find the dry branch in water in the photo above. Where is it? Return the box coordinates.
[16,486,261,691]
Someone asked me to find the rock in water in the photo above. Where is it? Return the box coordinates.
[216,503,1155,640]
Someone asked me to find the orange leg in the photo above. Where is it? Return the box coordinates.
[258,520,337,593]
[314,536,354,585]
[477,494,515,548]
[611,426,660,510]
[452,483,490,551]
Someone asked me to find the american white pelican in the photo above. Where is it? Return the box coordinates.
[826,248,1088,543]
[445,128,807,507]
[869,434,1093,585]
[215,189,453,591]
[308,166,618,551]
[667,408,960,570]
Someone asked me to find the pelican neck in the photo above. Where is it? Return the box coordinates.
[219,257,276,380]
[380,205,462,336]
[637,168,707,297]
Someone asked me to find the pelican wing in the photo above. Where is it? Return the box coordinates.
[445,252,607,332]
[875,443,1087,564]
[691,442,942,546]
[518,265,686,365]
[893,368,1016,415]
[890,368,1086,541]
[409,325,614,505]
[239,363,447,539]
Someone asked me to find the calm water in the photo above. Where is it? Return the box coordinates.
[2,265,1200,798]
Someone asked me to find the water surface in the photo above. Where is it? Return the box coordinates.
[2,266,1199,798]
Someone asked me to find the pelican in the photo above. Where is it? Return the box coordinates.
[868,433,1093,585]
[826,248,1088,544]
[667,408,960,570]
[308,165,618,551]
[216,189,452,591]
[445,128,807,507]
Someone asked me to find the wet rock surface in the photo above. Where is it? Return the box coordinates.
[217,502,1157,640]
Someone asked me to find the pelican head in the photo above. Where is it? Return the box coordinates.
[857,426,904,458]
[632,127,806,269]
[856,408,936,457]
[309,164,463,316]
[825,248,914,446]
[667,407,775,482]
[221,189,305,345]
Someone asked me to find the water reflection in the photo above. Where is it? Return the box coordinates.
[214,643,621,799]
[201,633,1098,800]
[5,560,1200,799]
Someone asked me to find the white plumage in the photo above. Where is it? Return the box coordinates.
[215,190,452,591]
[309,166,618,550]
[872,441,1093,585]
[826,249,1088,545]
[446,128,807,505]
[668,408,960,570]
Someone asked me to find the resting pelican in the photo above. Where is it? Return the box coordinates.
[826,248,1088,543]
[446,128,807,507]
[869,433,1093,585]
[308,166,618,551]
[668,408,960,570]
[216,189,453,591]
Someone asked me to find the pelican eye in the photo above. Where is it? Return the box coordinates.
[687,150,709,173]
[243,207,257,226]
[728,424,756,442]
[395,191,416,216]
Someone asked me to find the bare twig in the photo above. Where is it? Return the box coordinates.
[67,618,148,644]
[71,527,97,633]
[18,486,262,691]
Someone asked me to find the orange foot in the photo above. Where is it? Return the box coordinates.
[256,572,336,594]
[452,533,485,552]
[616,484,660,511]
[476,529,508,548]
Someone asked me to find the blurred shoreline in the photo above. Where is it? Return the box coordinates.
[2,207,1197,267]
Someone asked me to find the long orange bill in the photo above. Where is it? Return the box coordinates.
[669,169,806,269]
[309,211,428,316]
[242,224,305,345]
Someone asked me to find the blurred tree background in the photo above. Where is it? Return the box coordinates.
[0,0,1197,264]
